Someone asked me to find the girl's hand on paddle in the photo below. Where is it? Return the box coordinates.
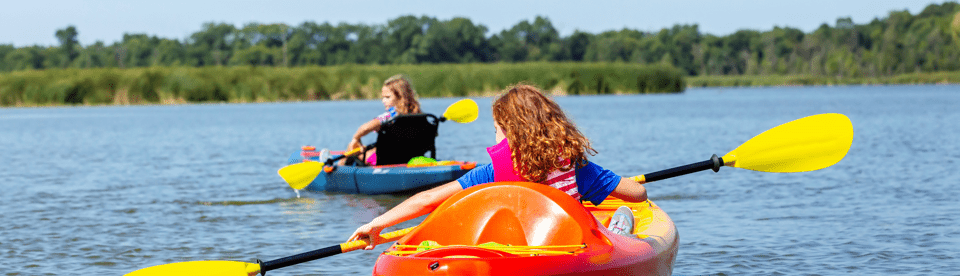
[348,223,385,250]
[347,138,362,152]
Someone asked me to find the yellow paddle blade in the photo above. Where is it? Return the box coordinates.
[125,260,260,276]
[442,99,478,123]
[342,146,362,157]
[278,161,324,190]
[722,113,853,173]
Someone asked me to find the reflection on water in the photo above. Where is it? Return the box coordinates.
[278,197,324,240]
[272,192,403,240]
[200,197,313,206]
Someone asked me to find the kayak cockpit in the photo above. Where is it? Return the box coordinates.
[390,182,610,256]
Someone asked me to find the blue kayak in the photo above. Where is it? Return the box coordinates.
[287,151,477,194]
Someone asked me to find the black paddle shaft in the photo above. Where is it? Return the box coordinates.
[643,154,724,183]
[258,245,343,275]
[325,143,377,166]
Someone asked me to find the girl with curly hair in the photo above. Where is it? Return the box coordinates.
[346,74,422,165]
[348,84,647,249]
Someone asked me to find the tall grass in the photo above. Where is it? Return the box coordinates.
[0,62,685,107]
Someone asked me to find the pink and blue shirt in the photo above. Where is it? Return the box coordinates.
[456,139,621,205]
[375,107,398,123]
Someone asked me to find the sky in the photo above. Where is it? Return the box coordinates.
[0,0,951,47]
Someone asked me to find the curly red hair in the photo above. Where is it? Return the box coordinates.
[492,84,596,183]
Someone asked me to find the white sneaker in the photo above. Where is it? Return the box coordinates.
[607,206,635,236]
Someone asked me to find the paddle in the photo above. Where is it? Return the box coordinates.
[439,98,480,124]
[276,146,367,191]
[279,99,480,190]
[129,113,851,275]
[628,113,854,184]
[125,227,415,276]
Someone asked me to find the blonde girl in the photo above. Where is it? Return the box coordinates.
[347,74,422,165]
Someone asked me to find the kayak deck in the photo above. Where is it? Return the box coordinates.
[373,182,678,275]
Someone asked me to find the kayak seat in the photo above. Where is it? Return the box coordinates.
[398,182,605,248]
[375,114,439,165]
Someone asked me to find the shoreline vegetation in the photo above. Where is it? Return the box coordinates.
[688,70,960,87]
[3,3,959,107]
[0,63,686,107]
[2,63,958,108]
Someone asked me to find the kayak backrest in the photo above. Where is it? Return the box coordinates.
[398,182,606,247]
[376,114,439,165]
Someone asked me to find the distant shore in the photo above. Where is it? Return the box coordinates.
[2,65,958,108]
[688,71,960,88]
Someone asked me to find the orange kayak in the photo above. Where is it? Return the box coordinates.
[373,182,678,275]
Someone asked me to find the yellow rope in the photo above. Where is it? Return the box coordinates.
[393,245,585,250]
[386,244,587,257]
[384,200,654,257]
[386,249,577,257]
[585,199,652,209]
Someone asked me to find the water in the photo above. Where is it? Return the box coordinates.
[2,85,958,275]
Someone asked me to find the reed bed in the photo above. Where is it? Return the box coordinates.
[0,62,685,107]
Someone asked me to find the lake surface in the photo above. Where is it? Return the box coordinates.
[2,85,958,275]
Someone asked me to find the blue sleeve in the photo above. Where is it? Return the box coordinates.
[576,161,622,205]
[457,163,494,189]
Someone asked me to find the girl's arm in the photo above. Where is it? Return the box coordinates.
[347,180,464,249]
[609,177,648,202]
[349,119,382,150]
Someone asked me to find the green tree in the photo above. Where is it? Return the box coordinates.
[583,29,644,62]
[564,31,591,61]
[383,16,433,63]
[155,38,186,66]
[4,46,44,70]
[118,34,159,67]
[491,16,562,62]
[55,26,79,67]
[0,44,14,71]
[82,41,113,68]
[2,3,960,75]
[234,23,292,66]
[187,23,237,66]
[414,17,492,63]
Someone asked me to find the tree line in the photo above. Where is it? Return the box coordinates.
[1,2,959,78]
